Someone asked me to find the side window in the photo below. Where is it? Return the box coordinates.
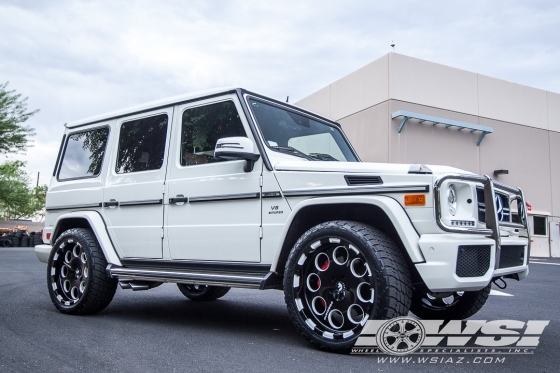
[58,127,110,181]
[116,114,168,174]
[533,216,547,236]
[181,101,247,166]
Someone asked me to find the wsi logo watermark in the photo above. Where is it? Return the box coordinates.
[352,317,549,357]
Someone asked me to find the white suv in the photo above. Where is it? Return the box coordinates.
[36,88,530,351]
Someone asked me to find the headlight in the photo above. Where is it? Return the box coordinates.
[447,184,457,216]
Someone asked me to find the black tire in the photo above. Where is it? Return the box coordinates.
[284,221,412,352]
[177,284,231,301]
[12,238,20,247]
[47,228,118,315]
[3,239,12,247]
[409,284,491,320]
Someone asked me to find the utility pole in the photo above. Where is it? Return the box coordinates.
[37,172,40,187]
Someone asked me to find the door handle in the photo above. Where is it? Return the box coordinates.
[169,196,188,205]
[104,200,119,208]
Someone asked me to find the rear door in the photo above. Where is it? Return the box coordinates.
[103,108,173,258]
[164,95,262,262]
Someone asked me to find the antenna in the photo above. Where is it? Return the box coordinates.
[286,96,289,103]
[391,41,395,50]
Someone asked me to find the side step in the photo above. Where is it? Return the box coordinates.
[107,264,281,290]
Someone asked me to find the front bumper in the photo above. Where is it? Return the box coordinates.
[415,234,529,292]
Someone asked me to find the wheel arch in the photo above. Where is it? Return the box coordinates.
[51,211,122,266]
[270,196,425,276]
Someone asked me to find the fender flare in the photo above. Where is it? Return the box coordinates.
[269,195,425,272]
[51,211,122,266]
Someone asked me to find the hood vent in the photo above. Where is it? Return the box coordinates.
[344,175,383,186]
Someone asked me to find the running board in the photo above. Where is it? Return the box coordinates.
[107,264,280,289]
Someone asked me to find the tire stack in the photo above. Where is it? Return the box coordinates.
[12,231,22,247]
[20,231,29,248]
[29,232,42,247]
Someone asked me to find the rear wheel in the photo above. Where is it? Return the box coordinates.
[177,284,231,301]
[47,228,117,315]
[284,221,412,352]
[409,284,491,320]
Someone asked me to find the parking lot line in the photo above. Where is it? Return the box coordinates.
[489,289,514,296]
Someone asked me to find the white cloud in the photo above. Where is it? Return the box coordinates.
[0,0,559,182]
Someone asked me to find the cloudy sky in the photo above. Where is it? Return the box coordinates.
[1,0,559,185]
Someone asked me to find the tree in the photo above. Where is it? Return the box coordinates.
[0,82,37,154]
[0,160,47,220]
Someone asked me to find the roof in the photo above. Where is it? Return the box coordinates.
[65,87,239,128]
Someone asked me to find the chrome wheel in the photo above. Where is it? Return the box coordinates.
[376,317,425,355]
[419,291,465,310]
[410,284,491,320]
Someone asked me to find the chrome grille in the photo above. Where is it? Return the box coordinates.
[476,188,511,223]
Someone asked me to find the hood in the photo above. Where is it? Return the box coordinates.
[273,160,474,176]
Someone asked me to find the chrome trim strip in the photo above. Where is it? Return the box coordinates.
[282,185,429,197]
[118,199,163,207]
[189,192,260,203]
[46,203,102,211]
[107,265,266,289]
[262,191,282,198]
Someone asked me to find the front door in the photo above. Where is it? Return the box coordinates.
[165,95,262,262]
[103,108,173,258]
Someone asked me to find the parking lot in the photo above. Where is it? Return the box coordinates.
[1,247,558,373]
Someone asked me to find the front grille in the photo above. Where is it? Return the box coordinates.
[456,245,491,277]
[476,188,511,223]
[344,175,383,186]
[499,245,525,269]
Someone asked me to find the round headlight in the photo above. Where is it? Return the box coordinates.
[447,185,457,216]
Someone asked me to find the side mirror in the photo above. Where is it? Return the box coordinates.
[215,137,261,172]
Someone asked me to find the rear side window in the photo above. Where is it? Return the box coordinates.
[180,101,246,166]
[116,114,168,173]
[58,127,110,181]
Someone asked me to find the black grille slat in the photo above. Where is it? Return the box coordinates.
[499,246,525,268]
[456,245,491,277]
[344,175,383,186]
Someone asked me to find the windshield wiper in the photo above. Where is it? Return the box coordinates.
[308,153,339,162]
[269,146,315,161]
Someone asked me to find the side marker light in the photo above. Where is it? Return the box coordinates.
[404,195,426,206]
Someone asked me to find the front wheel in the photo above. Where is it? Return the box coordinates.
[177,284,231,301]
[284,221,412,352]
[409,284,491,320]
[47,228,117,315]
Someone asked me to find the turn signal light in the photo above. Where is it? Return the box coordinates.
[404,195,426,206]
[46,232,51,240]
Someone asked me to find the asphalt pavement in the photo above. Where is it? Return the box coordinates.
[1,247,559,373]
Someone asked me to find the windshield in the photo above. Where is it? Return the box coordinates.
[248,99,358,162]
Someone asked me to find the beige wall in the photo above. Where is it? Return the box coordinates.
[389,53,479,117]
[549,131,560,217]
[478,75,549,130]
[330,54,389,120]
[338,102,390,163]
[295,85,331,119]
[478,117,552,215]
[548,91,560,133]
[294,54,389,121]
